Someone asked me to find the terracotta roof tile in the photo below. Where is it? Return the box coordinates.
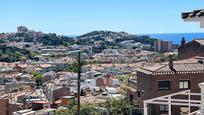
[182,9,204,19]
[194,39,204,45]
[155,63,204,73]
[138,57,204,75]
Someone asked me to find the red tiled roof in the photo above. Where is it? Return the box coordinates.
[155,63,204,73]
[194,39,204,45]
[138,57,204,75]
[32,100,49,104]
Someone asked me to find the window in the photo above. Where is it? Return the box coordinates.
[160,105,168,112]
[179,80,190,89]
[129,94,133,102]
[158,81,171,90]
[137,91,141,98]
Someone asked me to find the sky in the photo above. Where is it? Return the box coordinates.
[0,0,204,35]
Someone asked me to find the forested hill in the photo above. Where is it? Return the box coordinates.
[77,31,157,46]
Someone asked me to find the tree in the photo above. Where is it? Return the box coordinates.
[56,107,70,115]
[65,61,87,73]
[35,74,43,86]
[56,103,100,115]
[116,75,128,81]
[56,99,134,115]
[119,82,128,96]
[102,98,132,115]
[32,72,43,86]
[80,103,100,115]
[20,56,27,62]
[0,45,35,62]
[66,61,79,73]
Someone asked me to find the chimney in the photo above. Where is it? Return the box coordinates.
[169,53,176,73]
[181,37,186,46]
[169,57,173,69]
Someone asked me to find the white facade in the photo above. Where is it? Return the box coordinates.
[112,79,121,86]
[184,17,204,28]
[197,83,204,115]
[82,79,96,88]
[106,87,117,94]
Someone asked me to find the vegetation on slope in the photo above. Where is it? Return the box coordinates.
[0,45,38,62]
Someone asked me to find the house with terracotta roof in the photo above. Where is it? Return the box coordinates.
[127,57,204,115]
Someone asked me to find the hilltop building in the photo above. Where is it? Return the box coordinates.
[17,26,28,33]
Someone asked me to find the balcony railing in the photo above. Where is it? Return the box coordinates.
[128,78,137,87]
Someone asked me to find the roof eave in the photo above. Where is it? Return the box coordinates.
[183,16,204,21]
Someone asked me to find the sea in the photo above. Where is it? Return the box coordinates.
[146,33,204,45]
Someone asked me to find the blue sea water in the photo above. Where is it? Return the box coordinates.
[146,33,204,44]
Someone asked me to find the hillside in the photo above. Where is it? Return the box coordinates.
[0,45,38,62]
[1,32,75,46]
[77,30,157,46]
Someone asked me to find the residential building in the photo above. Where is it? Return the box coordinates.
[179,9,204,60]
[32,101,50,111]
[143,83,202,115]
[43,71,57,82]
[96,74,120,87]
[82,79,97,89]
[0,86,3,96]
[45,83,71,101]
[13,108,56,115]
[178,39,204,59]
[154,40,173,52]
[0,76,5,85]
[52,87,71,101]
[0,98,21,115]
[173,8,204,115]
[127,57,204,115]
[55,96,75,106]
[0,98,9,115]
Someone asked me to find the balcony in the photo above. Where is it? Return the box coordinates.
[128,77,137,88]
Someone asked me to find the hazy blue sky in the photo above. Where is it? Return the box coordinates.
[0,0,203,35]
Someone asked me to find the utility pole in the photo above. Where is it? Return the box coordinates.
[77,51,81,115]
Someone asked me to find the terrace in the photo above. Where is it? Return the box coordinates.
[143,82,204,115]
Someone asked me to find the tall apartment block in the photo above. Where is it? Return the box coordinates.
[154,40,173,52]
